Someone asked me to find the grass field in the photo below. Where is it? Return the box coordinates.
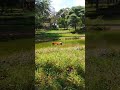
[0,38,34,90]
[86,30,120,89]
[0,38,34,56]
[35,30,85,89]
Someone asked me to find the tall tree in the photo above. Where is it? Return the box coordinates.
[68,14,79,31]
[56,8,69,29]
[67,6,85,32]
[35,0,51,29]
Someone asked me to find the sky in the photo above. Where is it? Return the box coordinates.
[51,0,85,12]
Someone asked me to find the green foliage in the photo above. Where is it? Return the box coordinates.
[68,13,80,29]
[35,0,85,32]
[35,1,85,34]
[56,8,70,29]
[57,18,64,28]
[35,0,51,29]
[66,6,85,32]
[56,6,85,31]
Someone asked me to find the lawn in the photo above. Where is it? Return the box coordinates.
[35,30,85,89]
[0,38,34,90]
[0,38,34,56]
[0,29,85,90]
[35,29,85,42]
[86,30,120,89]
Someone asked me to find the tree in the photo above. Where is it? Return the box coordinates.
[35,0,51,29]
[67,6,85,32]
[68,14,80,31]
[56,8,69,29]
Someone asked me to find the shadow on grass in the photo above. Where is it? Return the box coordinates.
[35,32,61,43]
[76,66,85,79]
[86,49,120,90]
[36,62,85,90]
[86,31,120,89]
[0,51,34,90]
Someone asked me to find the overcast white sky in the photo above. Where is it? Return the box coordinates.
[51,0,85,11]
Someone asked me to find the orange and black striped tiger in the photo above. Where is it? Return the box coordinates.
[52,42,62,45]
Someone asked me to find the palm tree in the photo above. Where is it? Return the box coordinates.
[67,6,85,32]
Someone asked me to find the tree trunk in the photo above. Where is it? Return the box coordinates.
[74,24,76,31]
[67,24,69,30]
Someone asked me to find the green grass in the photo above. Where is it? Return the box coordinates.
[35,29,85,89]
[46,30,72,34]
[0,38,34,56]
[0,50,34,90]
[86,48,120,90]
[35,46,85,90]
[36,29,85,35]
[36,29,73,33]
[0,38,35,89]
[35,29,85,42]
[86,30,120,89]
[86,31,120,48]
[36,39,85,49]
[0,29,85,89]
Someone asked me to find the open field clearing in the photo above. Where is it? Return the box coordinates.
[35,30,85,89]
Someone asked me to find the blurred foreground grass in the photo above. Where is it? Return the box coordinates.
[0,39,34,90]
